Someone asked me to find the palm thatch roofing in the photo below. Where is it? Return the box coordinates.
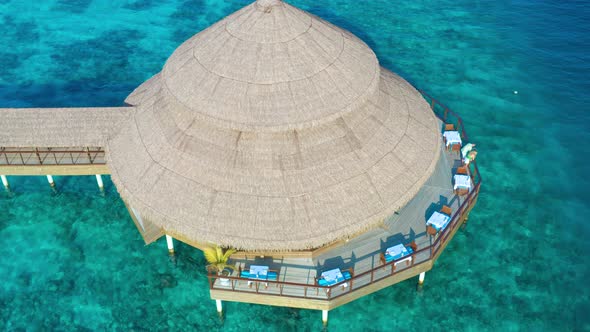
[106,0,441,251]
[0,0,441,251]
[0,107,132,147]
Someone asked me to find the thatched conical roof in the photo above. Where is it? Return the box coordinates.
[107,0,441,251]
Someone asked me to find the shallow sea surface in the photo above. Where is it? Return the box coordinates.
[1,0,589,331]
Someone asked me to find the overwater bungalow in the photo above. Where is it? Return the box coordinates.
[0,0,481,325]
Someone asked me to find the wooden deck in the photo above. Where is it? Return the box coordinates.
[210,144,479,310]
[208,93,482,311]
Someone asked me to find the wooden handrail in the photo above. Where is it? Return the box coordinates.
[419,90,472,142]
[0,147,105,166]
[431,182,480,253]
[0,148,103,154]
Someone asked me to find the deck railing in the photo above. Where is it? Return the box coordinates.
[206,91,482,301]
[0,147,106,166]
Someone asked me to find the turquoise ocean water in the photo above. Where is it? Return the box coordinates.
[1,0,589,330]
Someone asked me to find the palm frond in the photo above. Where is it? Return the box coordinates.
[203,246,219,265]
[216,246,223,262]
[203,245,237,273]
[222,248,236,261]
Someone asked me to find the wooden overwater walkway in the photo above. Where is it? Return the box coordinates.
[0,92,481,321]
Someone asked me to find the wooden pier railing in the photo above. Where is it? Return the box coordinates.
[207,91,482,306]
[0,147,105,166]
[419,90,482,184]
[0,147,108,176]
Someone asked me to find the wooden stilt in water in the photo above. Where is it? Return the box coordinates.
[46,175,55,188]
[215,299,223,319]
[461,212,470,230]
[166,235,175,255]
[418,272,426,285]
[95,174,104,191]
[322,310,328,326]
[1,175,9,190]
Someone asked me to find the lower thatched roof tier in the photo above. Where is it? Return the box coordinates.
[106,69,440,251]
[0,107,133,147]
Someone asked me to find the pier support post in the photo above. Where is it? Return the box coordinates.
[215,299,223,318]
[461,212,469,229]
[46,175,55,187]
[166,235,175,255]
[95,174,104,191]
[322,310,328,326]
[1,175,9,190]
[418,272,426,285]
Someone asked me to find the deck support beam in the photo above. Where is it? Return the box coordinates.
[46,175,55,187]
[95,174,104,191]
[166,235,175,255]
[1,175,8,190]
[418,272,426,285]
[322,310,328,326]
[216,299,223,317]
